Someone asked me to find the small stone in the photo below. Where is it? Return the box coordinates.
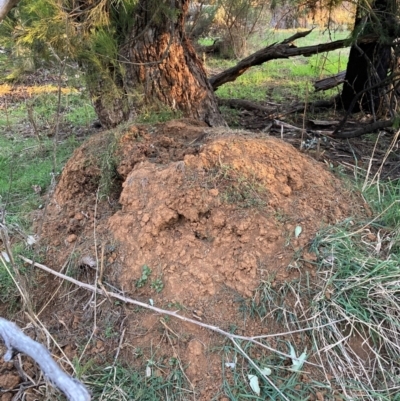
[66,234,77,243]
[75,212,84,221]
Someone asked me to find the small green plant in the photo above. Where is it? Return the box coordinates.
[136,264,152,288]
[150,278,164,293]
[104,324,116,339]
[167,301,184,310]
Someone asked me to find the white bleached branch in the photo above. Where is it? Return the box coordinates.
[0,0,19,22]
[0,318,91,401]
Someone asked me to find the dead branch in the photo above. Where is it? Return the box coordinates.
[314,71,346,92]
[0,318,90,401]
[209,32,377,90]
[217,97,275,113]
[333,119,394,139]
[19,255,341,366]
[268,99,335,119]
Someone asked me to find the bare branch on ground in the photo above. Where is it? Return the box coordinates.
[0,0,19,22]
[19,255,340,366]
[0,317,91,401]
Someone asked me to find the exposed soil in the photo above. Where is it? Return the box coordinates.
[1,119,371,400]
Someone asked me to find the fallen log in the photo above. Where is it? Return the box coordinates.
[217,98,275,113]
[267,99,336,119]
[314,71,346,91]
[209,32,377,90]
[333,119,394,139]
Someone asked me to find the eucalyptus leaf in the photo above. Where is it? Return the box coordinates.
[288,343,307,372]
[260,367,272,376]
[294,225,302,238]
[248,374,260,395]
[146,365,152,377]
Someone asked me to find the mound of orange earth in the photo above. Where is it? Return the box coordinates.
[49,120,353,300]
[109,134,349,301]
[34,120,365,397]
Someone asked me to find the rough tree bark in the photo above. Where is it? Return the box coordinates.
[90,0,225,128]
[340,0,396,113]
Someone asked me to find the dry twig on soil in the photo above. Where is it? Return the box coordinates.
[19,255,340,362]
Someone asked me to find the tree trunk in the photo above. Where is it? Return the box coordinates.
[340,0,395,114]
[89,0,225,128]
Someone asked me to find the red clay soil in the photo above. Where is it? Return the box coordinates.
[1,119,368,400]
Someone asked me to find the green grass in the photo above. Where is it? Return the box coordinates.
[307,209,400,398]
[87,363,193,400]
[136,106,183,124]
[0,135,80,225]
[0,134,80,305]
[0,91,96,131]
[0,54,96,302]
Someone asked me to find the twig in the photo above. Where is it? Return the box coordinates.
[79,189,100,364]
[20,255,334,367]
[0,318,90,401]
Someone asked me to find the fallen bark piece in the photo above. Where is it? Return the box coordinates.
[273,119,305,132]
[314,71,346,92]
[309,119,340,126]
[0,318,90,401]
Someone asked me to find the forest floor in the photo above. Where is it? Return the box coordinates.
[1,50,400,400]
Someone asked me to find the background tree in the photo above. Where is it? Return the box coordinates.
[340,0,399,114]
